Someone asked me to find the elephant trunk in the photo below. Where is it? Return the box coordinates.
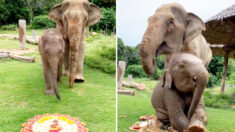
[68,19,83,87]
[140,24,165,75]
[187,69,209,120]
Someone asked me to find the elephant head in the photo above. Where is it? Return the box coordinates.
[140,3,205,75]
[49,0,102,87]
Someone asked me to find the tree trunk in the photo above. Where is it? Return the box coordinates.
[220,51,230,94]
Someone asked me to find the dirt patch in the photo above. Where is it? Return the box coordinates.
[129,115,177,132]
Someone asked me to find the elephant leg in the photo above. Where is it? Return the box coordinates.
[75,39,85,82]
[188,97,207,132]
[42,59,54,95]
[165,88,189,132]
[63,39,70,76]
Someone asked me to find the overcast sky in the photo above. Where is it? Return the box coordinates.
[117,0,235,46]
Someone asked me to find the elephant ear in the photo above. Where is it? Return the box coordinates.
[49,4,62,23]
[87,3,103,26]
[162,71,173,89]
[184,13,205,43]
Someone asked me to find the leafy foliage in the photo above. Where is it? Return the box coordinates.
[118,38,165,79]
[125,65,147,78]
[90,7,116,34]
[0,0,30,25]
[204,90,234,108]
[0,0,115,33]
[85,33,116,74]
[31,15,55,29]
[89,0,115,8]
[0,24,17,30]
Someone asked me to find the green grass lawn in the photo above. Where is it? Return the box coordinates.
[0,33,116,131]
[0,29,44,36]
[118,78,235,132]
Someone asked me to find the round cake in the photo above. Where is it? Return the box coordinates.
[21,113,88,132]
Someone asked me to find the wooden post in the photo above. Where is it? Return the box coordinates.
[32,30,37,42]
[19,19,26,49]
[220,51,230,94]
[118,61,126,89]
[127,75,133,84]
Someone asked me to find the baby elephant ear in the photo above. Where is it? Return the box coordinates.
[184,13,205,43]
[49,4,62,23]
[162,71,172,89]
[88,3,103,26]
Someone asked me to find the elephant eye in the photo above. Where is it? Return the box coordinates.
[167,19,174,27]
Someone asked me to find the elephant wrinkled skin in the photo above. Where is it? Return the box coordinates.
[140,3,212,75]
[49,0,103,87]
[152,82,207,132]
[38,29,65,100]
[163,53,209,122]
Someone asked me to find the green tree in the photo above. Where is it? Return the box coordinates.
[4,0,30,24]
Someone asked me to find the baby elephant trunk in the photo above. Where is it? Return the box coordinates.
[188,69,209,120]
[51,64,61,100]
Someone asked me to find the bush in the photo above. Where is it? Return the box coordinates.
[85,55,115,74]
[125,65,147,78]
[85,33,115,74]
[207,73,219,88]
[99,45,116,61]
[31,15,55,29]
[152,67,164,80]
[0,24,17,30]
[204,90,233,108]
[90,7,115,34]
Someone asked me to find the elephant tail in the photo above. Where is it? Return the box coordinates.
[54,86,61,100]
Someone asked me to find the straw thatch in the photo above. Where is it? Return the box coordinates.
[203,4,235,45]
[209,44,235,59]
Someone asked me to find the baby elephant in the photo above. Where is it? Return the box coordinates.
[38,29,65,100]
[162,53,209,121]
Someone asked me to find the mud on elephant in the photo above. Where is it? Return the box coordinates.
[38,29,65,100]
[49,0,103,87]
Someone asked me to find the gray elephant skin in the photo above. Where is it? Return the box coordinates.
[49,0,103,87]
[38,29,65,100]
[140,3,212,75]
[152,54,209,132]
[163,53,209,120]
[139,3,212,131]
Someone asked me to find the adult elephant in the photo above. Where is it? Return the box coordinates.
[139,3,212,120]
[140,3,212,75]
[49,0,102,87]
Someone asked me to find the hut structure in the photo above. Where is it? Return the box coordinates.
[203,4,235,94]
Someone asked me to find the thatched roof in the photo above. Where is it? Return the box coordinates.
[209,44,235,59]
[203,4,235,45]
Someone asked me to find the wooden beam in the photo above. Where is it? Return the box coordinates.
[118,90,135,96]
[220,50,230,94]
[9,54,35,63]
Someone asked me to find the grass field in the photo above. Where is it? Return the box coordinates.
[0,31,116,131]
[118,78,235,132]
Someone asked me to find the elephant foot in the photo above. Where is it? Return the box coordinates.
[160,120,171,130]
[74,74,85,83]
[188,119,205,132]
[69,74,76,88]
[188,125,205,132]
[45,89,55,95]
[63,70,69,76]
